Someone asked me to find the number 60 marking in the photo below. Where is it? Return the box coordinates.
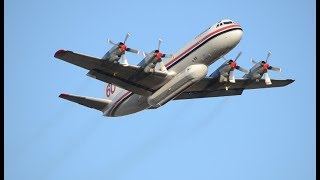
[106,84,116,97]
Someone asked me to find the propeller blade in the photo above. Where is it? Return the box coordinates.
[268,66,282,72]
[142,51,147,57]
[251,58,258,64]
[159,60,168,73]
[162,54,174,58]
[229,70,235,83]
[121,54,128,66]
[124,32,131,44]
[157,38,162,50]
[107,39,117,45]
[236,66,249,74]
[264,72,272,85]
[265,51,271,62]
[234,51,242,61]
[126,48,140,54]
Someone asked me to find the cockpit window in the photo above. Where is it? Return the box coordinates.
[216,20,234,28]
[223,21,233,25]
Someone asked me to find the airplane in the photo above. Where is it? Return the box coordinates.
[54,19,294,117]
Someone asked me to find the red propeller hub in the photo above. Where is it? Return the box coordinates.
[230,61,237,68]
[156,52,163,59]
[120,44,127,52]
[262,63,269,70]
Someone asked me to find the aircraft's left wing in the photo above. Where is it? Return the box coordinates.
[174,77,294,100]
[54,50,170,96]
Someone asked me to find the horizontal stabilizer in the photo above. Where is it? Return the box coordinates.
[59,93,111,111]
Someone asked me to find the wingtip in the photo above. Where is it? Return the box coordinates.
[54,49,66,57]
[59,93,70,98]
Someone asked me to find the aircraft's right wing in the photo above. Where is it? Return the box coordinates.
[174,77,294,100]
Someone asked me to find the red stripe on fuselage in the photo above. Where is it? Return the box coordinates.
[165,24,241,68]
[107,91,133,116]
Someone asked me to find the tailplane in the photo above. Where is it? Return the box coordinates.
[59,83,123,113]
[59,93,111,112]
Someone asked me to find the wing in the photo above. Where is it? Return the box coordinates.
[174,77,294,100]
[54,50,170,96]
[59,93,112,111]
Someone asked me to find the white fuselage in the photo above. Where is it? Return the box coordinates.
[104,20,243,117]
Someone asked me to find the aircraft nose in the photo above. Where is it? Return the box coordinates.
[224,26,243,49]
[230,27,243,45]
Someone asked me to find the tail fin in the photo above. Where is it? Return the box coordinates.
[105,83,123,100]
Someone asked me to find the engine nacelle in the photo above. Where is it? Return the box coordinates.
[209,61,232,82]
[147,64,208,107]
[242,63,264,80]
[138,54,158,73]
[209,66,229,79]
[102,51,121,61]
[144,65,156,73]
[102,45,124,62]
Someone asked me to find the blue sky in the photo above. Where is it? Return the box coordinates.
[4,0,315,180]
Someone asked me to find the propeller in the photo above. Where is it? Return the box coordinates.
[222,51,249,83]
[154,38,174,58]
[107,33,139,53]
[158,38,162,51]
[121,54,128,66]
[251,51,282,85]
[250,58,258,64]
[264,72,272,85]
[107,32,140,64]
[143,38,174,72]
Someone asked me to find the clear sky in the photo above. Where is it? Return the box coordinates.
[4,0,315,180]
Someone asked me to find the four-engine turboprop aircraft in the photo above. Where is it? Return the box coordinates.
[55,19,294,117]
